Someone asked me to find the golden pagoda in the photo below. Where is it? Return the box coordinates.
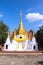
[12,12,29,42]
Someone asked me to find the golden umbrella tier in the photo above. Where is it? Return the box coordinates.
[13,38,26,42]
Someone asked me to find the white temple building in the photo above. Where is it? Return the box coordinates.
[3,13,38,51]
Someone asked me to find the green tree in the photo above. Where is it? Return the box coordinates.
[35,25,43,50]
[0,20,9,45]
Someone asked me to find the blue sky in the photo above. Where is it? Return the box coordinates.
[0,0,43,32]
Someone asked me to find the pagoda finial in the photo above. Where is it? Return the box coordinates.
[20,11,22,17]
[20,11,22,23]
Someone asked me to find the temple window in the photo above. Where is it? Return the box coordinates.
[33,46,36,50]
[6,45,8,49]
[20,36,22,38]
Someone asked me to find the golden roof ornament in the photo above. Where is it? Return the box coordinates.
[12,12,29,42]
[17,11,25,34]
[20,11,22,22]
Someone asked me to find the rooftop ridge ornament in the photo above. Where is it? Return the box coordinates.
[7,31,10,38]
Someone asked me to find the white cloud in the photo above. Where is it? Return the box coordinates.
[0,12,3,17]
[25,13,43,22]
[41,21,43,23]
[38,23,43,27]
[0,14,3,17]
[38,21,43,27]
[26,8,31,12]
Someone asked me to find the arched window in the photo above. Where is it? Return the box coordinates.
[6,45,8,49]
[20,36,22,38]
[33,46,36,50]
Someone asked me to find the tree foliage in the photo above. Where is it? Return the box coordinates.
[35,25,43,50]
[0,21,9,45]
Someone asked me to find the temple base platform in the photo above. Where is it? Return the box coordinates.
[0,51,43,56]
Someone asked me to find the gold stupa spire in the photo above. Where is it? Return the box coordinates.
[17,12,25,34]
[12,12,29,42]
[20,11,22,23]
